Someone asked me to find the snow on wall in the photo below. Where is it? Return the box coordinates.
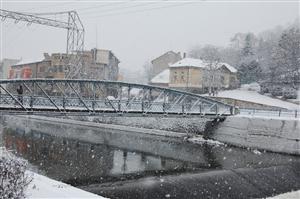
[211,116,300,155]
[87,116,211,134]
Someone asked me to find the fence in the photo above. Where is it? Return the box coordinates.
[239,108,299,118]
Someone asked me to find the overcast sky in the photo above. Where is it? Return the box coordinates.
[0,0,299,72]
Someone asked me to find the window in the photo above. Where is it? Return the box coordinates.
[173,75,177,82]
[39,66,45,73]
[221,76,225,85]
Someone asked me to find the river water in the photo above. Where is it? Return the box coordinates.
[1,119,299,199]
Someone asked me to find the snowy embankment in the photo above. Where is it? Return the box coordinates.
[26,171,105,198]
[215,89,299,110]
[0,147,104,198]
[267,190,300,199]
[211,116,300,155]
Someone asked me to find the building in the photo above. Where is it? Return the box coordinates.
[150,51,182,79]
[9,49,120,81]
[169,58,238,93]
[83,49,120,80]
[44,53,68,79]
[0,58,21,79]
[9,58,51,79]
[149,69,169,87]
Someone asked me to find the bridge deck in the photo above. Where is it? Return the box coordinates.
[0,79,234,116]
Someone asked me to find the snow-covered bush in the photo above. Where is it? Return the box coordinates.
[241,82,260,91]
[0,149,32,199]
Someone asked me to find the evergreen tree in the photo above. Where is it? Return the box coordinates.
[272,27,300,85]
[242,33,255,57]
[239,33,262,84]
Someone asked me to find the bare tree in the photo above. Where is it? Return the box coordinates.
[142,61,154,83]
[189,45,221,96]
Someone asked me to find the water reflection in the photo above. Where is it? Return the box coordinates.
[2,128,206,185]
[1,120,300,199]
[1,125,299,188]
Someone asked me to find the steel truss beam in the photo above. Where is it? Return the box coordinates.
[0,79,235,116]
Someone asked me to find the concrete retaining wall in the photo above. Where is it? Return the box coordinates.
[68,115,212,134]
[211,116,300,155]
[1,115,211,164]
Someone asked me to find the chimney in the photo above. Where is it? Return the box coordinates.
[43,53,50,60]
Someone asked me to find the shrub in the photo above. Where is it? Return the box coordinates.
[0,149,32,199]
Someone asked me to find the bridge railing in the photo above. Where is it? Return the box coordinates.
[239,108,299,118]
[0,79,234,116]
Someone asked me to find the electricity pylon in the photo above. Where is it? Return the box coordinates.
[0,9,85,78]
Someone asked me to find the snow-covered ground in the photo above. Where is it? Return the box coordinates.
[0,147,105,198]
[267,190,300,199]
[214,88,299,110]
[235,114,300,121]
[188,136,225,146]
[26,171,106,199]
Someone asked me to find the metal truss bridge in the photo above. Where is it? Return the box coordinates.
[0,79,234,117]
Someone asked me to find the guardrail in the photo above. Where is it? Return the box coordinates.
[239,108,299,118]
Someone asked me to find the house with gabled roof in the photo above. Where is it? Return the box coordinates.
[150,51,182,79]
[168,58,238,93]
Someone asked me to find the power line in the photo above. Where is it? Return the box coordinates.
[77,0,136,13]
[79,0,166,15]
[89,1,196,19]
[25,0,172,17]
[17,0,82,12]
[15,0,137,14]
[77,0,176,18]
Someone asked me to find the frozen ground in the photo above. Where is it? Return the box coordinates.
[268,190,300,199]
[213,88,299,110]
[26,171,105,199]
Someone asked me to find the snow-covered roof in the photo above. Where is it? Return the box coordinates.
[170,58,237,73]
[150,69,169,84]
[151,51,180,63]
[13,58,44,66]
[169,58,206,68]
[218,62,237,73]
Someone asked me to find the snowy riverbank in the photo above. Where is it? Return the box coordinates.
[268,190,300,199]
[206,88,299,110]
[26,171,106,198]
